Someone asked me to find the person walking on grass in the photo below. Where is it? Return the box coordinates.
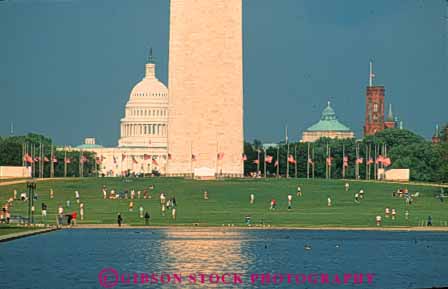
[139,205,144,218]
[327,197,332,207]
[75,190,80,204]
[296,186,302,197]
[144,211,150,225]
[129,201,134,212]
[376,215,382,226]
[41,203,47,222]
[287,194,293,210]
[250,193,255,204]
[203,190,209,200]
[80,202,84,221]
[345,182,350,192]
[270,199,276,210]
[117,213,123,227]
[102,188,107,199]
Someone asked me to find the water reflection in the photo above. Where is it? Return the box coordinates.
[156,228,248,288]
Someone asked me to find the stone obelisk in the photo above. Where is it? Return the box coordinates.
[167,0,244,177]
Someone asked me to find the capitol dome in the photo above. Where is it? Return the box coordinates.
[119,52,168,148]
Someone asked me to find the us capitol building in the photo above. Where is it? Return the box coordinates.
[73,53,169,176]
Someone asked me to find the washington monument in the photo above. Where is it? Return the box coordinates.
[167,0,244,177]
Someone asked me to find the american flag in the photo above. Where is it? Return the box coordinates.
[343,156,349,167]
[217,152,224,160]
[152,159,159,166]
[23,154,34,164]
[132,156,138,164]
[288,155,296,164]
[144,154,151,160]
[122,154,126,161]
[95,157,102,165]
[253,159,259,165]
[44,157,50,163]
[307,158,314,165]
[52,156,58,163]
[80,155,88,164]
[168,153,172,160]
[265,155,273,164]
[191,154,197,161]
[356,158,363,164]
[376,155,385,164]
[383,157,392,167]
[242,154,247,161]
[274,160,279,167]
[64,157,71,164]
[326,157,333,166]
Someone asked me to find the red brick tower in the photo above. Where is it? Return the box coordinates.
[364,61,385,136]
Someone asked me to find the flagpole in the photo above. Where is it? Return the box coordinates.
[374,144,378,180]
[355,142,359,180]
[256,149,260,176]
[306,142,310,179]
[64,148,67,178]
[276,145,280,178]
[263,148,267,178]
[294,144,297,178]
[50,144,54,178]
[329,146,332,179]
[190,141,193,177]
[342,144,346,179]
[312,144,315,179]
[286,125,289,178]
[325,143,329,179]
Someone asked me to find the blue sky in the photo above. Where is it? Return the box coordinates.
[0,0,446,146]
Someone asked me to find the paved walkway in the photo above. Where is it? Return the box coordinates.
[0,178,78,187]
[0,227,59,243]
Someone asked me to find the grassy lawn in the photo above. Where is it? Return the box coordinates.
[0,177,446,227]
[0,225,37,237]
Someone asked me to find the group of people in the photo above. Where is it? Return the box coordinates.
[159,192,177,220]
[103,184,154,200]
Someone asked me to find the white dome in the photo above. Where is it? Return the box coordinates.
[118,61,169,148]
[128,63,168,102]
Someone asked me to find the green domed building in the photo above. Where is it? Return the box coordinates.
[301,102,355,142]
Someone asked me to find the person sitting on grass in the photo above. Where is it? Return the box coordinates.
[358,189,365,200]
[354,193,360,203]
[203,191,209,200]
[391,208,396,220]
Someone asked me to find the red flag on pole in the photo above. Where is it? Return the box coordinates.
[383,157,391,167]
[152,159,159,166]
[356,158,363,164]
[265,155,273,164]
[144,154,151,160]
[80,155,88,164]
[368,158,374,165]
[307,158,314,165]
[376,155,385,164]
[52,156,58,163]
[34,157,40,162]
[64,157,71,164]
[44,157,50,163]
[253,159,259,164]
